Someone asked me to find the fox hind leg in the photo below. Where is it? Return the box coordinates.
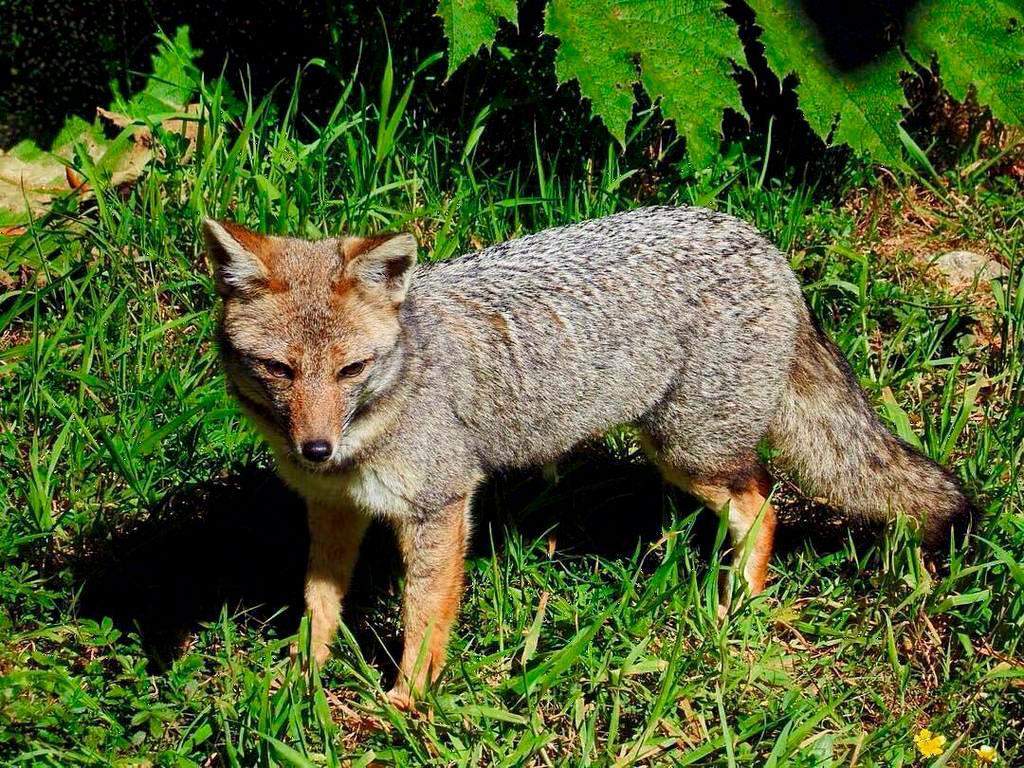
[688,467,777,605]
[644,443,777,608]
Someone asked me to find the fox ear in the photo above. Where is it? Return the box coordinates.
[203,219,277,296]
[339,233,418,303]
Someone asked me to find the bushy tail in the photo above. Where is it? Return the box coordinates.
[769,314,973,550]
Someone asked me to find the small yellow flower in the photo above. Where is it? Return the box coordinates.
[914,728,947,758]
[974,745,998,763]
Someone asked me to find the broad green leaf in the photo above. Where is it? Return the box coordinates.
[748,0,907,165]
[544,0,638,145]
[262,734,319,768]
[905,0,1024,127]
[438,0,1024,165]
[438,0,519,75]
[544,0,745,165]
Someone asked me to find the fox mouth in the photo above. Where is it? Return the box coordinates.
[293,450,336,470]
[287,450,353,475]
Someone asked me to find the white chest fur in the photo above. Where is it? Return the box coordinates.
[338,464,414,517]
[276,454,415,518]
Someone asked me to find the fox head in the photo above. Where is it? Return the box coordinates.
[204,219,417,470]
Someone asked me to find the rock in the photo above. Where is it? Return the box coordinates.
[933,250,1008,290]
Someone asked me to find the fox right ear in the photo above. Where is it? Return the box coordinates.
[202,218,277,296]
[339,233,418,303]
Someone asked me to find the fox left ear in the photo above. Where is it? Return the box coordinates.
[339,233,418,303]
[203,218,279,297]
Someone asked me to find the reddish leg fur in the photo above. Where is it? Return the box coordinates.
[388,496,469,708]
[688,469,777,598]
[658,461,777,602]
[297,502,370,665]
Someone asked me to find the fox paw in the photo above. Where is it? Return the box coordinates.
[386,685,415,711]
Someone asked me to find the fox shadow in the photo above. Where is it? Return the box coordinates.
[70,446,861,670]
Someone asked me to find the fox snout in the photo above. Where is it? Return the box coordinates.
[289,382,346,465]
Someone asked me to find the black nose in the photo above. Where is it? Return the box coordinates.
[300,440,333,463]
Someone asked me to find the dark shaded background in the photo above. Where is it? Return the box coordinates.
[4,0,991,183]
[0,0,609,157]
[3,0,936,179]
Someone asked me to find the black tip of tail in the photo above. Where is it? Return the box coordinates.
[922,493,976,555]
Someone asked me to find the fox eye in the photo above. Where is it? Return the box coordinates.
[261,359,293,379]
[337,359,368,379]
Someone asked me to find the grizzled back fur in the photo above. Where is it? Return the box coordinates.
[406,206,806,478]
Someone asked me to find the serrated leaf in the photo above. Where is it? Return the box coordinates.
[906,0,1024,127]
[438,0,1024,165]
[544,0,745,165]
[545,0,637,142]
[438,0,519,75]
[748,1,907,165]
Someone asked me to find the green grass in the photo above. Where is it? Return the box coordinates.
[1,39,1023,767]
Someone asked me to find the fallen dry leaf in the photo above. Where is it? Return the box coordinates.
[1,104,202,225]
[65,166,90,194]
[97,103,202,163]
[0,151,74,218]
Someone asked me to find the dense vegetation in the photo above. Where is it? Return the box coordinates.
[441,0,1024,165]
[1,15,1022,768]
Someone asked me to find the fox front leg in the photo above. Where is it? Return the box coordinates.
[293,501,370,666]
[388,495,470,708]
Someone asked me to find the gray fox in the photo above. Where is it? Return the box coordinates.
[204,206,972,705]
